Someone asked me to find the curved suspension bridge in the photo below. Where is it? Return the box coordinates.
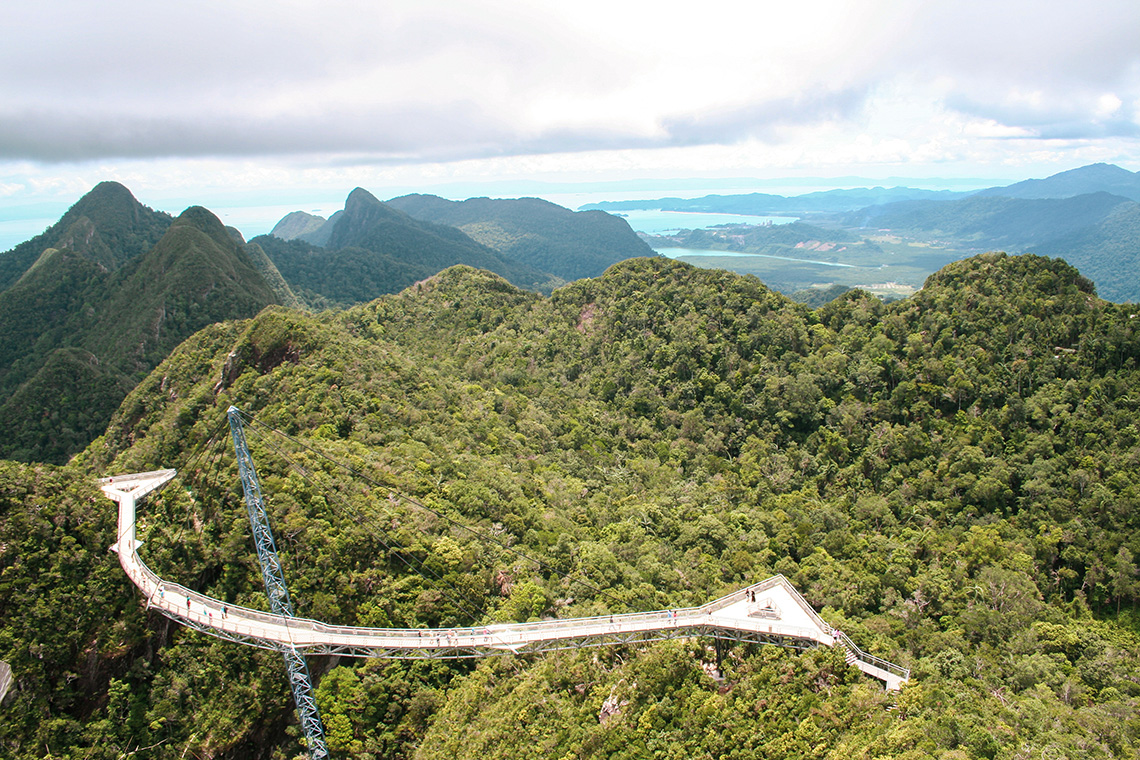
[102,468,909,691]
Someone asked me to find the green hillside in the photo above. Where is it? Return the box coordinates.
[385,194,656,280]
[0,205,279,463]
[0,181,172,292]
[259,188,560,304]
[2,254,1138,758]
[1030,202,1140,304]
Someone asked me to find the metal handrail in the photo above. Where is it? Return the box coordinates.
[833,630,910,679]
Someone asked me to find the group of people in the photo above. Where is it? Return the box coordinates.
[157,586,228,622]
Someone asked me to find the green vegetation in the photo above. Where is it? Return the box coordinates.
[3,253,1139,758]
[0,204,278,463]
[790,283,853,307]
[259,188,560,305]
[385,194,656,281]
[0,181,171,292]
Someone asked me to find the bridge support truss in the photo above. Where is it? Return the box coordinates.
[228,406,329,760]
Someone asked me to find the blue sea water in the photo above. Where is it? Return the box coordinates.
[0,218,56,251]
[656,247,856,268]
[614,209,797,235]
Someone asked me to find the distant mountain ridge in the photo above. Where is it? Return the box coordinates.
[384,193,656,280]
[0,195,278,462]
[580,187,969,216]
[975,163,1140,202]
[841,192,1135,247]
[255,187,559,305]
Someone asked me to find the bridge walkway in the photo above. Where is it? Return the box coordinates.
[102,469,908,691]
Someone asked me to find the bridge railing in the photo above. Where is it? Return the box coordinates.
[129,544,832,649]
[832,630,910,680]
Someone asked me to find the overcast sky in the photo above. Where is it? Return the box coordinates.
[3,0,1140,231]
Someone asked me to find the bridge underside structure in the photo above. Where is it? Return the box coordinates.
[102,470,909,691]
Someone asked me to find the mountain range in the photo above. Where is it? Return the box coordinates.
[3,253,1139,758]
[382,194,656,280]
[972,162,1140,202]
[3,163,1139,463]
[270,190,656,285]
[581,187,970,216]
[0,183,655,461]
[584,164,1140,303]
[0,185,279,463]
[256,187,560,305]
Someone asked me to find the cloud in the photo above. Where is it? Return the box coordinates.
[946,90,1140,140]
[887,1,1140,140]
[659,88,871,147]
[1,0,1139,172]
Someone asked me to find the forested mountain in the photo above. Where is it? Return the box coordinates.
[384,193,656,280]
[0,205,279,463]
[256,188,559,304]
[841,191,1135,246]
[0,181,172,292]
[3,254,1138,758]
[975,162,1140,202]
[840,192,1140,302]
[269,210,326,240]
[239,238,307,310]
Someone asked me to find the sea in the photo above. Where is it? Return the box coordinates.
[606,209,795,236]
[654,248,855,268]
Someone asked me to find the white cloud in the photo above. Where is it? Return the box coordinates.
[1,0,1139,200]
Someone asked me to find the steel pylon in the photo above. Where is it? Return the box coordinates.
[228,406,329,760]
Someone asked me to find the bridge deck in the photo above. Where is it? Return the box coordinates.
[101,470,908,690]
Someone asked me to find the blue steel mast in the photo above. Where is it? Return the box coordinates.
[228,406,329,760]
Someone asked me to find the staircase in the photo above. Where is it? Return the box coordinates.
[832,630,909,692]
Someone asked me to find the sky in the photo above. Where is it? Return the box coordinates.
[3,0,1140,241]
